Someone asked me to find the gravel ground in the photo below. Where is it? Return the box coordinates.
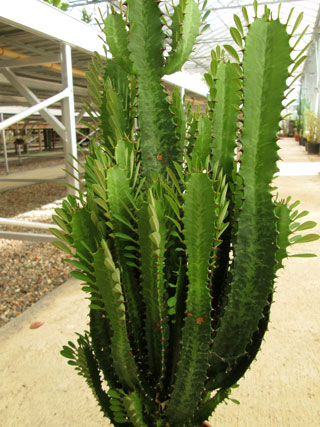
[0,181,74,327]
[0,155,65,176]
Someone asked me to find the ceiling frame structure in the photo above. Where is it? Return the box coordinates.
[0,44,78,191]
[0,42,79,242]
[0,0,108,187]
[0,0,107,242]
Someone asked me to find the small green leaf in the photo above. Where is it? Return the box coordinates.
[89,303,104,311]
[223,44,240,63]
[167,216,182,233]
[290,234,320,244]
[81,286,96,293]
[167,296,177,307]
[230,27,243,48]
[149,231,161,247]
[289,200,300,210]
[49,228,72,245]
[52,215,70,233]
[167,167,183,195]
[201,23,210,34]
[55,208,70,223]
[293,40,313,63]
[233,14,243,36]
[242,7,249,26]
[51,240,73,256]
[68,259,92,274]
[292,221,317,232]
[60,350,73,359]
[232,62,242,76]
[291,12,304,36]
[292,25,309,50]
[289,253,317,258]
[126,261,139,268]
[114,232,136,243]
[286,7,295,28]
[108,389,122,399]
[113,213,135,231]
[253,0,258,17]
[216,45,221,59]
[165,195,181,219]
[291,56,307,74]
[202,10,210,22]
[94,197,109,212]
[113,417,127,424]
[70,270,93,283]
[149,215,160,232]
[204,72,214,87]
[210,58,218,76]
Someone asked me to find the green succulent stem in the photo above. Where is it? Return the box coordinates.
[56,3,319,426]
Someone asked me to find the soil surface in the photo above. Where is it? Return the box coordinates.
[0,138,319,426]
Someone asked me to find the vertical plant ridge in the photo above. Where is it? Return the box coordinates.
[126,0,179,178]
[211,17,292,365]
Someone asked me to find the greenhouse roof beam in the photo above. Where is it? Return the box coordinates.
[1,0,105,56]
[0,74,87,96]
[68,0,119,8]
[209,0,310,10]
[0,55,61,69]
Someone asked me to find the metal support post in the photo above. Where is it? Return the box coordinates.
[0,113,9,174]
[180,87,185,105]
[17,143,22,165]
[38,128,42,152]
[60,44,79,195]
[315,37,320,123]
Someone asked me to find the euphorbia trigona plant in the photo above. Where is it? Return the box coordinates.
[51,1,319,425]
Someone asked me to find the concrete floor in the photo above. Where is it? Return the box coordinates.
[0,138,319,426]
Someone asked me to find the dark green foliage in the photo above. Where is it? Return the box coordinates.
[56,2,318,426]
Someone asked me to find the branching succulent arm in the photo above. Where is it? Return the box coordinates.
[52,1,319,426]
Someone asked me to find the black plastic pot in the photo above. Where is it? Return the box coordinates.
[299,137,307,146]
[306,141,320,155]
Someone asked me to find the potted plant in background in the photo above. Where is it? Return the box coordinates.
[305,110,320,154]
[299,97,310,146]
[295,89,303,142]
[51,1,319,425]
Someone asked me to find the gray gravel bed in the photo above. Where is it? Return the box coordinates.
[0,182,74,327]
[0,156,65,176]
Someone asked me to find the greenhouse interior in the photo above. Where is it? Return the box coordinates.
[0,0,320,426]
